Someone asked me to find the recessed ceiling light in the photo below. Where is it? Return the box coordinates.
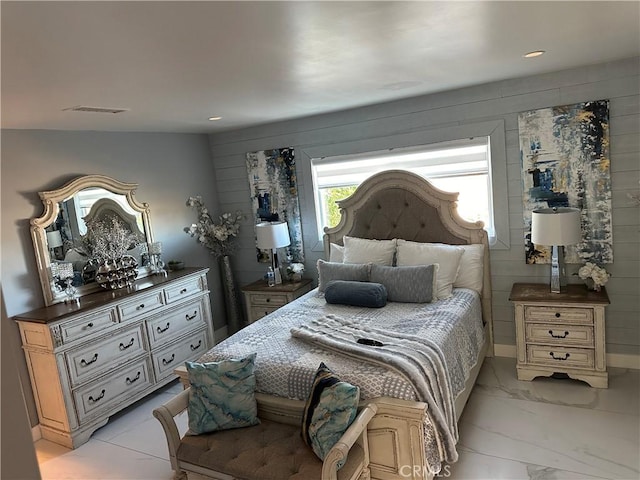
[208,116,222,121]
[523,50,545,58]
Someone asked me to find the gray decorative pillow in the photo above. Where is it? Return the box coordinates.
[324,280,387,308]
[370,264,435,303]
[317,259,371,292]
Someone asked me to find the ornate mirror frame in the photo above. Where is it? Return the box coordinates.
[31,174,154,306]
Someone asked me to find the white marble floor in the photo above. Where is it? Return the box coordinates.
[35,357,639,480]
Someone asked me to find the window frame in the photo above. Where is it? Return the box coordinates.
[299,120,510,252]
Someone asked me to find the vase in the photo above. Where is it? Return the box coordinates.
[220,255,243,334]
[585,278,601,292]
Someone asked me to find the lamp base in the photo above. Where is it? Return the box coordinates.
[549,245,567,293]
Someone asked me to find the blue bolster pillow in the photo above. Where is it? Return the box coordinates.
[324,280,387,308]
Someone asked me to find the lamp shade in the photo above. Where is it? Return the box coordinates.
[531,208,581,246]
[256,221,291,249]
[46,230,63,249]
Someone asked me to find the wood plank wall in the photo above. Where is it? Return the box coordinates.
[208,57,639,358]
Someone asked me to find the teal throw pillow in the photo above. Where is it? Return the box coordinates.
[302,363,360,466]
[185,353,259,435]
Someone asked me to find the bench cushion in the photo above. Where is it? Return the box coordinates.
[176,419,363,480]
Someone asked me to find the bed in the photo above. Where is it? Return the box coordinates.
[176,170,493,480]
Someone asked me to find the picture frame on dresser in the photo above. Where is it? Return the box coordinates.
[509,283,610,388]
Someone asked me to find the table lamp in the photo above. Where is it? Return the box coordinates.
[46,230,63,259]
[256,221,290,285]
[531,207,581,293]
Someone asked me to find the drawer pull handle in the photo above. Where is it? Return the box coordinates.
[185,311,198,321]
[88,389,106,403]
[157,322,171,334]
[180,288,188,294]
[555,312,561,318]
[86,322,94,328]
[266,298,270,303]
[548,330,569,339]
[190,340,202,351]
[549,352,570,361]
[80,353,99,367]
[126,372,141,385]
[137,304,145,310]
[162,354,175,366]
[119,338,135,350]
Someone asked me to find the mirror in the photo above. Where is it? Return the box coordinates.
[31,174,154,306]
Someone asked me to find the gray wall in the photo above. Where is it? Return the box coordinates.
[1,130,224,429]
[208,57,639,357]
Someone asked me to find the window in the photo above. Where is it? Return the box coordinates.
[311,137,495,242]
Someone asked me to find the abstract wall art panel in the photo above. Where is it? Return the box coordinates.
[518,100,612,265]
[246,147,305,263]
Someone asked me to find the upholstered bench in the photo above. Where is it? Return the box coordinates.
[153,388,378,480]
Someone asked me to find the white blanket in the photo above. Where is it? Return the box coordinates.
[291,314,458,463]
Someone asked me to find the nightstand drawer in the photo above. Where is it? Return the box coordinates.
[524,306,593,325]
[247,293,288,307]
[525,323,594,347]
[526,345,594,369]
[249,306,280,323]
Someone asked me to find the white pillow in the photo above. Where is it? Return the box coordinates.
[396,240,464,300]
[343,236,396,266]
[454,244,484,294]
[329,243,344,263]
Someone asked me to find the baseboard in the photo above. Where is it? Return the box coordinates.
[494,343,640,369]
[31,424,41,442]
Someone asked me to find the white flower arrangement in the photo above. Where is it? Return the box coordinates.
[81,216,143,262]
[184,196,243,258]
[286,262,305,281]
[578,262,610,291]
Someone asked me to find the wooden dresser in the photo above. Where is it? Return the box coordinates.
[509,283,609,388]
[241,278,313,324]
[14,267,213,448]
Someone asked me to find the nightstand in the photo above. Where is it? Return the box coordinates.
[509,283,610,388]
[241,277,313,324]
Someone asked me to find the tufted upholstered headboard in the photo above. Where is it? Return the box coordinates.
[323,169,493,352]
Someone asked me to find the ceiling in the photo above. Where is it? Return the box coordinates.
[2,1,639,134]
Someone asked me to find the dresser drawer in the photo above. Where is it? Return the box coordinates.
[164,276,205,304]
[151,329,208,381]
[526,344,595,369]
[66,325,146,386]
[118,291,165,321]
[247,292,288,307]
[146,301,205,347]
[524,306,593,325]
[73,358,152,423]
[525,323,594,347]
[60,309,118,345]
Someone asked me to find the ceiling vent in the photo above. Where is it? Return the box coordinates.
[63,105,129,114]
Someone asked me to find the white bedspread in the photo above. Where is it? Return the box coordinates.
[196,287,485,470]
